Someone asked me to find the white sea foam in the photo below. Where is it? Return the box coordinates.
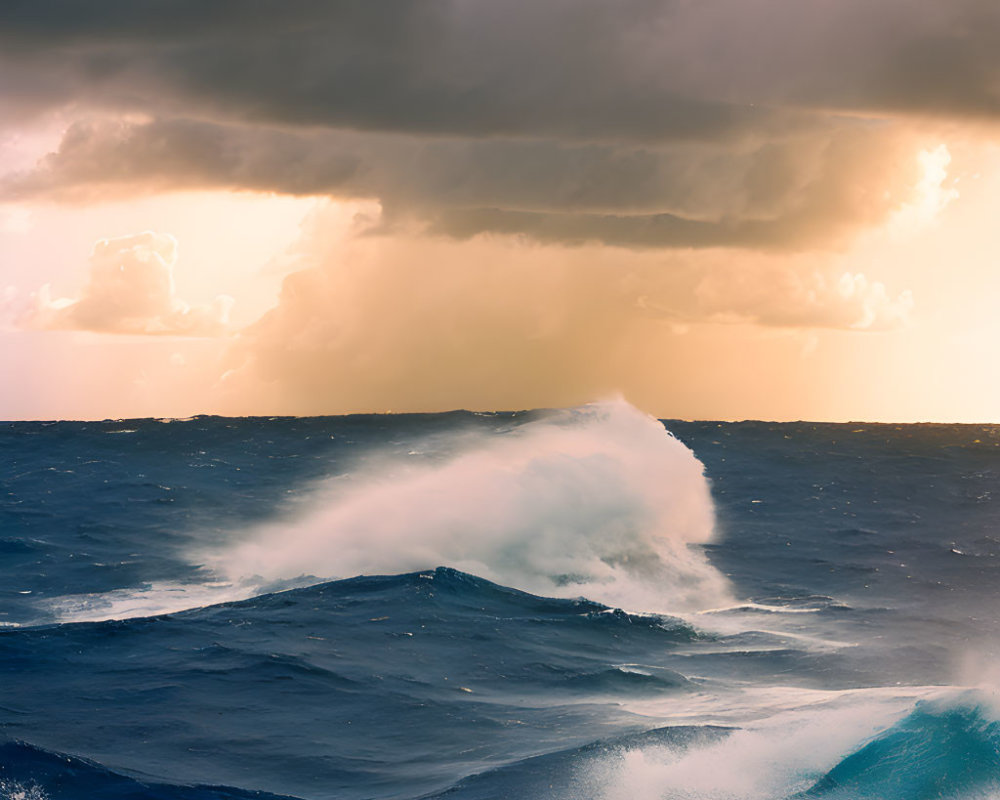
[203,398,732,615]
[0,779,48,800]
[579,684,949,800]
[46,399,732,622]
[45,580,253,624]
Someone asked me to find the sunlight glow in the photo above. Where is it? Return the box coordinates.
[891,144,959,235]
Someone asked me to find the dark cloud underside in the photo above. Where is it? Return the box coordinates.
[3,0,1000,131]
[1,0,989,249]
[0,116,920,250]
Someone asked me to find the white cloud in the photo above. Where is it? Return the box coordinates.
[890,145,960,235]
[23,231,233,336]
[693,266,913,330]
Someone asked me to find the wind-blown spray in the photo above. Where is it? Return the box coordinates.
[213,400,731,614]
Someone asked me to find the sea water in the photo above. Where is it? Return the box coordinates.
[2,401,1000,799]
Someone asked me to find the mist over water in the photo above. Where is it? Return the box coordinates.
[212,400,730,614]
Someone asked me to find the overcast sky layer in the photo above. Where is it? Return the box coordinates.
[2,1,998,420]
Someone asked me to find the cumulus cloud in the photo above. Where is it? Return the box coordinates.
[889,145,961,234]
[219,232,638,414]
[214,205,914,415]
[691,267,914,330]
[24,231,233,336]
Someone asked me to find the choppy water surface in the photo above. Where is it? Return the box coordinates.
[3,402,1000,799]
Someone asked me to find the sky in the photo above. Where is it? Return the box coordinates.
[2,0,1000,421]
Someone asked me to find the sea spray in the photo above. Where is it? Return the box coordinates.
[576,687,948,800]
[10,414,1000,799]
[206,399,732,615]
[42,401,730,622]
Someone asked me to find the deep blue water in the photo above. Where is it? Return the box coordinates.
[3,403,1000,799]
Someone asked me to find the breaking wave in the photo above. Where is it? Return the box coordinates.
[207,399,730,615]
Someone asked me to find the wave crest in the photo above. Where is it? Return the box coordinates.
[209,400,731,614]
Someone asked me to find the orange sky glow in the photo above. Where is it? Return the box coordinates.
[3,2,1000,422]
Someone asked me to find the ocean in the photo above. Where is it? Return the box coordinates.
[2,400,1000,800]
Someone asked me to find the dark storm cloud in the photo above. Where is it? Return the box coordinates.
[0,117,801,209]
[3,0,1000,135]
[421,121,915,249]
[0,0,990,248]
[1,116,919,249]
[0,0,773,142]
